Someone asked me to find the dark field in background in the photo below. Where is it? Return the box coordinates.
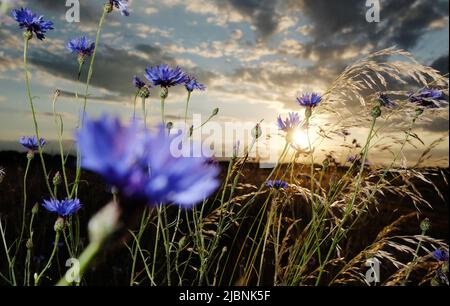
[0,151,448,285]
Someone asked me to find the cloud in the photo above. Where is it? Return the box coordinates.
[431,55,449,74]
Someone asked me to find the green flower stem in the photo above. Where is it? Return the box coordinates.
[184,91,192,125]
[34,231,60,286]
[132,92,138,120]
[23,36,54,199]
[71,7,108,198]
[0,219,16,285]
[56,240,101,286]
[160,96,166,125]
[14,157,31,261]
[141,96,147,128]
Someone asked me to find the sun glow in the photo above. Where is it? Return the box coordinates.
[292,130,309,150]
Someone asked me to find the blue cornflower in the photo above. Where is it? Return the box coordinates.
[133,76,146,89]
[297,92,322,108]
[145,65,188,88]
[378,93,397,108]
[19,136,45,151]
[67,36,95,58]
[42,198,81,217]
[266,180,288,189]
[409,89,447,109]
[76,115,220,207]
[433,249,449,262]
[11,7,53,40]
[185,76,206,92]
[109,0,129,16]
[277,112,301,133]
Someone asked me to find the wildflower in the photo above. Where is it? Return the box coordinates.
[144,64,188,88]
[133,76,151,98]
[11,7,53,40]
[42,198,82,218]
[67,36,95,61]
[277,112,301,132]
[185,76,206,92]
[433,249,449,262]
[107,0,129,16]
[133,76,146,89]
[297,92,322,108]
[378,93,397,108]
[409,88,447,109]
[252,122,263,139]
[19,136,45,151]
[266,180,288,189]
[76,114,220,207]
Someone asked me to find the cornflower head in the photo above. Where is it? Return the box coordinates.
[11,7,53,40]
[144,64,188,89]
[433,248,449,262]
[67,36,95,64]
[42,198,82,218]
[185,76,206,93]
[132,76,151,98]
[76,114,220,207]
[409,88,447,109]
[19,136,45,159]
[106,0,129,16]
[266,180,288,189]
[297,92,321,119]
[277,112,301,142]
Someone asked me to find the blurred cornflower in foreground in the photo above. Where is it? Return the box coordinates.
[185,76,206,92]
[266,180,288,189]
[67,36,95,61]
[433,248,449,262]
[107,0,129,16]
[76,114,220,207]
[409,88,447,109]
[145,65,188,88]
[42,198,82,218]
[19,136,45,152]
[11,7,53,40]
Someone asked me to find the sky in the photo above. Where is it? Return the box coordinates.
[0,0,448,166]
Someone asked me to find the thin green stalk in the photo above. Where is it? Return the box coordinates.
[0,219,16,285]
[184,91,192,125]
[23,36,54,198]
[34,231,60,286]
[14,157,31,261]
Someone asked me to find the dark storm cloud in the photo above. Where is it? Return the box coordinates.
[431,55,449,75]
[29,43,216,97]
[223,0,280,39]
[287,0,448,62]
[418,117,449,133]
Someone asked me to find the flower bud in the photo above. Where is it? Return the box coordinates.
[26,238,33,250]
[160,87,169,99]
[371,105,381,118]
[138,86,151,99]
[31,202,39,215]
[304,106,312,120]
[415,107,424,117]
[211,108,219,116]
[252,123,262,139]
[166,122,173,132]
[23,30,32,41]
[54,217,65,232]
[26,150,34,160]
[104,3,113,13]
[179,236,186,249]
[53,171,62,186]
[77,54,86,66]
[420,218,430,232]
